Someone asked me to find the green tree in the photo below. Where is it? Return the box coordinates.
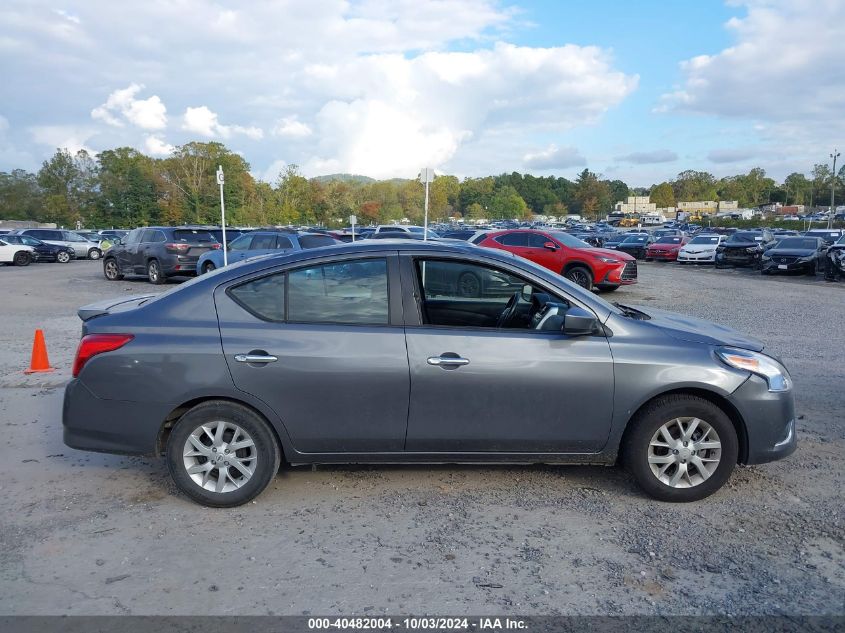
[489,185,529,219]
[673,170,717,202]
[0,169,43,220]
[649,182,675,208]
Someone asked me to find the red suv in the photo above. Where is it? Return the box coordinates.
[476,229,637,291]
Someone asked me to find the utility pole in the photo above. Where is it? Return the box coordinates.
[419,167,434,240]
[216,165,228,266]
[830,150,840,229]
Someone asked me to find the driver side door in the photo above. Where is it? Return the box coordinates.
[401,255,614,453]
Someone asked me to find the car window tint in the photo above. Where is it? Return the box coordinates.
[379,227,404,233]
[527,233,550,248]
[495,232,528,247]
[298,235,336,249]
[124,229,142,244]
[173,229,215,242]
[250,234,276,249]
[228,234,252,251]
[229,274,286,322]
[140,229,157,242]
[287,259,388,325]
[275,235,293,249]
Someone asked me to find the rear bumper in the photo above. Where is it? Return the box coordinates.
[729,375,797,465]
[161,256,200,276]
[63,379,170,456]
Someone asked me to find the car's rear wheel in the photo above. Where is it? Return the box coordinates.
[103,258,123,280]
[147,259,165,284]
[166,401,281,507]
[13,251,31,266]
[88,247,102,260]
[56,250,71,264]
[457,271,481,297]
[623,394,738,502]
[564,265,593,291]
[202,261,216,275]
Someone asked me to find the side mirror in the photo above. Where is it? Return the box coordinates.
[543,241,558,251]
[562,307,600,337]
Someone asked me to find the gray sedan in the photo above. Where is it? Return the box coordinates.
[64,240,796,507]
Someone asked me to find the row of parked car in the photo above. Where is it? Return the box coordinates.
[0,227,126,267]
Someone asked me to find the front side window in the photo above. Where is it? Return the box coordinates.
[250,234,276,250]
[288,259,389,325]
[228,235,252,251]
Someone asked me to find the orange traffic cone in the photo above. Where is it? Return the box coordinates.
[24,329,55,374]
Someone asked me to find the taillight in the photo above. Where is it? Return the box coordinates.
[211,243,222,249]
[165,242,190,253]
[72,334,134,377]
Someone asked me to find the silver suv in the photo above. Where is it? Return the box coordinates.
[9,228,103,260]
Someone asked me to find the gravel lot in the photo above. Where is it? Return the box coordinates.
[0,258,842,616]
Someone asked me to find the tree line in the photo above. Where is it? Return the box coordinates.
[0,142,843,228]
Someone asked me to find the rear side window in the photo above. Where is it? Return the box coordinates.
[173,229,215,242]
[298,235,336,249]
[288,259,388,325]
[379,227,405,233]
[250,234,276,249]
[140,229,157,242]
[495,233,529,247]
[275,235,293,249]
[229,274,286,322]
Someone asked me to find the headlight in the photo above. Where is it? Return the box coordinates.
[716,347,791,392]
[596,256,620,263]
[746,247,760,253]
[761,254,772,260]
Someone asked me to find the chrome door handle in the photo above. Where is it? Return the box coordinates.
[427,356,470,367]
[234,354,278,364]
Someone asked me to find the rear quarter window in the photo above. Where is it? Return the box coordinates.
[298,235,337,249]
[228,274,286,322]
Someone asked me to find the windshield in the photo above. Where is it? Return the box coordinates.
[656,236,683,244]
[689,236,720,245]
[622,236,648,243]
[777,238,819,249]
[727,232,762,243]
[550,232,590,248]
[173,229,216,242]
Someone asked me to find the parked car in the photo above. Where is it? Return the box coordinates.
[714,230,776,269]
[476,229,637,291]
[0,238,34,266]
[440,229,481,240]
[373,225,440,238]
[677,234,726,264]
[803,229,844,246]
[102,226,221,284]
[8,228,103,260]
[98,230,129,241]
[613,234,655,260]
[823,234,845,281]
[601,234,629,250]
[761,237,827,276]
[653,229,685,239]
[0,234,74,263]
[645,236,690,262]
[196,230,339,274]
[64,240,797,507]
[204,227,246,247]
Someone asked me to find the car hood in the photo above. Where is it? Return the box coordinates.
[766,248,816,257]
[632,305,765,351]
[723,241,761,248]
[582,246,634,260]
[648,243,681,250]
[681,243,718,251]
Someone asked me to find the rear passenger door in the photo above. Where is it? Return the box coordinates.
[214,254,410,454]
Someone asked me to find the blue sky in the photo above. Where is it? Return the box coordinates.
[0,0,842,186]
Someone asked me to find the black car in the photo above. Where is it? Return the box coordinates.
[715,230,776,268]
[102,226,221,284]
[440,229,480,240]
[614,234,655,259]
[803,229,844,246]
[761,237,827,275]
[0,234,74,263]
[823,235,845,281]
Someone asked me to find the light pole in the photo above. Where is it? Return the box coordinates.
[216,165,228,266]
[419,167,434,240]
[830,150,840,229]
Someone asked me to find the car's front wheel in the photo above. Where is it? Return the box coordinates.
[103,258,123,280]
[166,401,282,507]
[88,247,102,260]
[623,394,738,502]
[56,250,71,264]
[564,265,593,291]
[201,261,216,275]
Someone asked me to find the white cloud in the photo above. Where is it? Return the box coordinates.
[616,149,677,164]
[144,135,174,156]
[53,9,81,25]
[182,106,263,140]
[523,145,586,170]
[91,84,167,130]
[271,116,312,138]
[29,124,95,155]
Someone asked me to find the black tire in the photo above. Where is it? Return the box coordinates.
[761,267,770,275]
[166,400,282,508]
[56,250,72,264]
[147,259,165,285]
[13,251,31,266]
[457,271,481,297]
[598,285,619,292]
[623,394,738,502]
[103,258,123,281]
[201,261,216,275]
[88,247,102,260]
[715,262,726,269]
[564,265,593,291]
[644,258,652,262]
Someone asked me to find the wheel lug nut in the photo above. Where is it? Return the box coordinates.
[224,461,229,466]
[212,447,217,452]
[672,449,679,455]
[224,449,230,454]
[683,441,688,447]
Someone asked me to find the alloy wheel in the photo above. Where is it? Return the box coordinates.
[57,251,71,263]
[182,421,258,494]
[648,417,722,488]
[566,268,591,289]
[104,260,119,279]
[89,248,102,260]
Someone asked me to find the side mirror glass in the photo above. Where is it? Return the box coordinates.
[520,284,533,302]
[562,307,599,337]
[543,241,558,251]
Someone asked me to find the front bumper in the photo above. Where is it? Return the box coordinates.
[729,375,797,465]
[645,250,678,261]
[761,259,814,273]
[63,379,171,456]
[677,251,716,262]
[716,251,760,266]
